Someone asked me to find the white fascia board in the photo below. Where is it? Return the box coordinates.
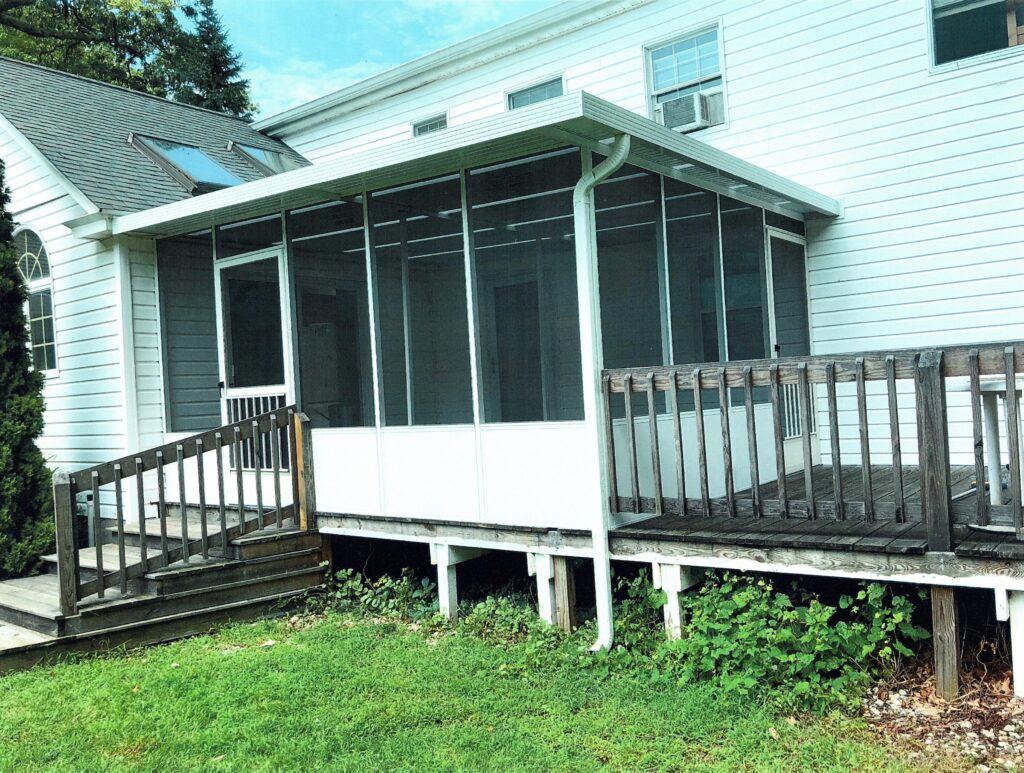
[254,0,653,135]
[67,212,114,239]
[112,91,841,239]
[0,111,99,216]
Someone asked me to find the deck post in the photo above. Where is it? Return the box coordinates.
[52,471,79,617]
[916,351,954,553]
[528,553,557,625]
[552,556,577,632]
[931,586,960,700]
[652,563,703,639]
[293,412,316,531]
[1010,591,1024,698]
[430,544,488,623]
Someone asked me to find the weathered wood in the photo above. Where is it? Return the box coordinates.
[968,350,987,526]
[69,405,295,490]
[252,420,265,530]
[855,358,874,520]
[552,555,577,632]
[917,351,954,552]
[718,368,735,517]
[294,412,317,531]
[931,586,960,699]
[271,413,283,528]
[692,368,710,516]
[233,426,246,537]
[886,355,906,523]
[287,408,300,517]
[825,361,844,520]
[1006,347,1023,539]
[91,472,104,598]
[155,450,169,563]
[799,363,815,519]
[668,370,686,515]
[601,375,620,512]
[769,363,788,517]
[134,458,148,569]
[622,374,640,514]
[215,432,227,551]
[743,367,760,518]
[606,341,1024,392]
[176,445,190,564]
[646,373,664,519]
[52,472,79,617]
[195,438,208,560]
[113,464,127,595]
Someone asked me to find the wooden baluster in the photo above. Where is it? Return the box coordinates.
[916,350,953,552]
[253,420,265,529]
[215,432,227,553]
[646,373,664,519]
[155,450,169,564]
[718,368,735,517]
[856,358,874,520]
[176,444,189,563]
[798,363,815,519]
[601,375,620,513]
[271,413,284,528]
[968,350,987,526]
[886,355,906,523]
[234,426,246,535]
[692,368,710,516]
[196,438,208,559]
[769,363,788,517]
[113,464,127,595]
[1005,347,1022,539]
[52,471,79,617]
[622,374,640,514]
[91,471,104,598]
[287,408,300,517]
[825,361,844,520]
[668,370,686,516]
[743,366,761,518]
[134,457,148,570]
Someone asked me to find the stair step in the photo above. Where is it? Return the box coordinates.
[144,547,322,595]
[231,529,322,559]
[0,575,62,635]
[66,566,324,635]
[42,544,144,580]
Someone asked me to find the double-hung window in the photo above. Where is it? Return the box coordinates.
[932,0,1023,64]
[648,28,725,128]
[15,229,57,372]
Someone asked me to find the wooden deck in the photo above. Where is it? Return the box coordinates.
[613,463,1024,560]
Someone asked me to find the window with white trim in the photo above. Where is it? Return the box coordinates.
[15,229,57,371]
[507,78,563,110]
[648,28,725,127]
[932,0,1023,64]
[412,114,447,136]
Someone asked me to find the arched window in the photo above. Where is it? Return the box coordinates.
[14,228,57,371]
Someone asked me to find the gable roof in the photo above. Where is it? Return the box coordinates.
[0,56,308,215]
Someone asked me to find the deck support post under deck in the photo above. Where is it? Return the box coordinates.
[528,553,577,631]
[1010,592,1024,698]
[652,563,703,639]
[931,586,960,700]
[430,544,487,623]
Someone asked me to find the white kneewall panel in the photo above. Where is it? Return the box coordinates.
[311,429,382,515]
[380,426,479,521]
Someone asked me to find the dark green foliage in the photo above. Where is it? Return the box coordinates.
[0,160,53,577]
[310,566,438,622]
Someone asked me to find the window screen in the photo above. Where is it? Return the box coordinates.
[932,0,1021,64]
[508,78,563,110]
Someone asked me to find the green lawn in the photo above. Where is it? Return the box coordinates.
[0,616,960,772]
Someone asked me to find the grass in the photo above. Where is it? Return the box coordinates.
[0,615,963,772]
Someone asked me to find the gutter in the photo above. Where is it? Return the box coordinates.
[572,133,631,651]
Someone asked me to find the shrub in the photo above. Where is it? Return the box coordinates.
[312,567,438,622]
[0,160,53,577]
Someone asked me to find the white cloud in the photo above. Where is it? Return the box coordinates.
[248,59,390,119]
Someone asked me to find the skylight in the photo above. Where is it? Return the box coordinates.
[232,143,303,175]
[133,135,242,192]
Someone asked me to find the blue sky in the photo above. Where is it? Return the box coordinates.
[215,0,564,120]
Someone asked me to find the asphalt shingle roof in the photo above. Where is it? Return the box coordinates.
[0,56,309,214]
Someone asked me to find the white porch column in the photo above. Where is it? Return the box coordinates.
[1010,591,1024,698]
[652,563,703,639]
[528,553,557,625]
[430,544,488,623]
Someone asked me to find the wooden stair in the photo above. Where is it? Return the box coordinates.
[0,506,324,639]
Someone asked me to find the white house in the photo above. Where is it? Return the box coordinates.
[0,0,1023,696]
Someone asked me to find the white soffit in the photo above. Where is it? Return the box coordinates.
[111,92,841,239]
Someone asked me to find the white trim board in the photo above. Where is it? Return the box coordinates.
[112,92,841,240]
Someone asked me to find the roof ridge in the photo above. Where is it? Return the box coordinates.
[0,55,254,125]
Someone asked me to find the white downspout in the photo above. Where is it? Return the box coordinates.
[573,134,631,651]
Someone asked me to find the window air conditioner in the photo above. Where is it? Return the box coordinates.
[655,92,712,133]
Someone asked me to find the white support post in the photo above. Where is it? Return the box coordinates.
[1010,591,1024,698]
[528,553,557,625]
[652,563,703,640]
[430,544,488,623]
[996,588,1010,621]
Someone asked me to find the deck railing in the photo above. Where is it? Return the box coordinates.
[51,406,316,618]
[602,342,1024,552]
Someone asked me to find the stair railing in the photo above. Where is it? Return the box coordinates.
[51,406,314,617]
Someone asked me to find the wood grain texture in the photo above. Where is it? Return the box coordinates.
[931,586,960,699]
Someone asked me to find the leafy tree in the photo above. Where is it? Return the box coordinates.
[0,0,255,117]
[0,160,53,578]
[164,0,253,118]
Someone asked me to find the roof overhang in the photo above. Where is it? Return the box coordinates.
[111,92,842,240]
